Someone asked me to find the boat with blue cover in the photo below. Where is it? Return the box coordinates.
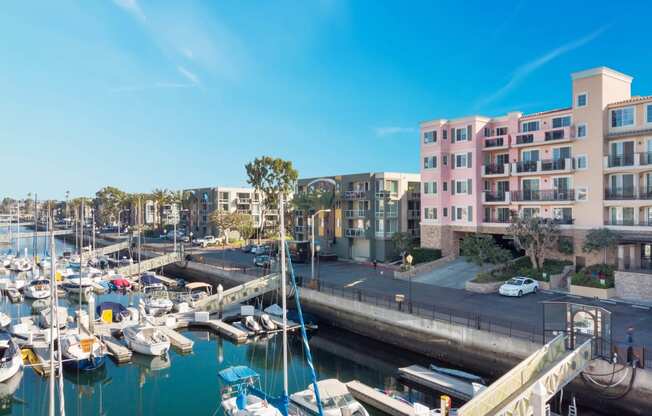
[219,365,283,416]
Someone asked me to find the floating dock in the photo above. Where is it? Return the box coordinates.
[346,380,417,416]
[398,365,480,401]
[159,327,193,353]
[188,319,248,343]
[103,336,132,364]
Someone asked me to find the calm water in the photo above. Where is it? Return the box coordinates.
[0,229,448,415]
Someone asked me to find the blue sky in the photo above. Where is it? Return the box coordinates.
[3,0,652,199]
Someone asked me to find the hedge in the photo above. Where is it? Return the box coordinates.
[471,257,573,283]
[571,264,615,288]
[409,248,442,264]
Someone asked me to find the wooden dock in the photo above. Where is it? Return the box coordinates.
[346,380,417,416]
[159,327,193,353]
[398,365,479,401]
[103,336,132,363]
[189,319,248,343]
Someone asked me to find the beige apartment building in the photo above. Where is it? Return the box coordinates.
[420,67,652,272]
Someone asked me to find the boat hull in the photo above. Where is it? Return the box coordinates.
[62,355,105,372]
[0,354,22,383]
[127,339,170,356]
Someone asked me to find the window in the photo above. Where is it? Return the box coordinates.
[576,123,587,138]
[521,120,540,132]
[576,93,587,108]
[521,208,540,218]
[576,155,588,170]
[455,128,468,141]
[552,116,571,128]
[443,207,448,217]
[456,207,463,220]
[423,131,436,143]
[496,126,508,136]
[424,208,437,220]
[423,156,437,169]
[443,155,448,166]
[423,182,437,194]
[467,206,473,222]
[576,187,588,201]
[647,104,652,124]
[611,107,635,128]
[553,207,572,222]
[432,181,437,194]
[483,127,491,137]
[455,180,468,194]
[455,154,467,168]
[443,129,448,140]
[443,182,448,192]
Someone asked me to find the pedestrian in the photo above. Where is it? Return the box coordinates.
[373,260,377,270]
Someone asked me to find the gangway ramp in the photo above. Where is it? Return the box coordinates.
[116,252,181,276]
[90,240,130,257]
[457,335,592,416]
[194,273,281,312]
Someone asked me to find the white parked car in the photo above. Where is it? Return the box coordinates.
[498,277,539,297]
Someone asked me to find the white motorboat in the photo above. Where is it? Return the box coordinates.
[0,331,22,383]
[38,257,52,270]
[143,284,173,316]
[243,315,262,333]
[0,254,15,268]
[38,306,69,329]
[24,279,51,299]
[0,314,10,329]
[259,314,277,331]
[61,276,94,298]
[289,379,370,416]
[219,366,283,416]
[123,324,170,356]
[9,258,31,272]
[59,333,105,372]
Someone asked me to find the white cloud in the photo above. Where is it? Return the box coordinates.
[112,0,146,21]
[375,126,415,137]
[177,66,200,85]
[476,25,610,108]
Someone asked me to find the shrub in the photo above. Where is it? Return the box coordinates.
[558,237,574,255]
[471,271,503,283]
[409,248,442,264]
[570,263,615,288]
[460,234,512,266]
[472,257,573,284]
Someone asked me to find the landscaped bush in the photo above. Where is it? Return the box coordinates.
[571,263,615,288]
[409,248,442,264]
[557,237,574,255]
[471,271,500,283]
[470,257,573,283]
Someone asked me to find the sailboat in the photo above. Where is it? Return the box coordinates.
[0,331,22,383]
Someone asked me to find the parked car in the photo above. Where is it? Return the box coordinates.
[498,277,539,297]
[242,244,254,253]
[194,235,218,247]
[252,245,272,255]
[253,254,276,268]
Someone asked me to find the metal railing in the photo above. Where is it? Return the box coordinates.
[540,158,568,171]
[515,134,534,145]
[544,129,565,141]
[604,219,652,227]
[515,160,538,173]
[483,216,511,223]
[343,209,366,218]
[484,163,505,175]
[299,279,543,343]
[484,136,505,148]
[604,187,652,200]
[484,191,507,202]
[511,189,575,202]
[343,190,368,200]
[641,152,652,165]
[345,228,367,238]
[607,154,635,168]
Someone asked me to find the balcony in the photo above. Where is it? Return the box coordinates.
[483,215,511,224]
[544,128,566,142]
[236,197,252,204]
[512,158,573,175]
[515,133,534,145]
[604,187,652,201]
[409,192,421,199]
[513,126,572,148]
[345,228,368,238]
[482,163,510,177]
[483,191,510,204]
[604,152,652,171]
[343,190,368,200]
[483,136,508,150]
[344,209,366,218]
[511,189,575,203]
[375,209,398,218]
[375,190,394,199]
[604,219,652,227]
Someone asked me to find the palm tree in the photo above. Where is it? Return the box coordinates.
[151,188,171,231]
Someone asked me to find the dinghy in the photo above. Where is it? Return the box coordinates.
[0,314,10,329]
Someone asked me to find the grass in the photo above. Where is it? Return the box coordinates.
[571,263,615,288]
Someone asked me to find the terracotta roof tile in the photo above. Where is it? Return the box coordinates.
[608,95,652,107]
[521,107,572,118]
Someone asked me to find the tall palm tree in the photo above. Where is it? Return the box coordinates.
[151,188,171,231]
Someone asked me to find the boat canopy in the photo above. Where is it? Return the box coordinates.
[219,365,260,384]
[186,282,212,291]
[96,302,128,322]
[30,279,49,285]
[311,379,349,398]
[141,274,162,286]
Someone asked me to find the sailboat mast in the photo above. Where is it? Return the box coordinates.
[79,201,84,334]
[48,213,56,416]
[33,193,37,264]
[280,194,288,399]
[16,201,20,254]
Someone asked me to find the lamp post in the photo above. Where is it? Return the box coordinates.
[316,244,321,279]
[310,209,331,281]
[406,253,414,313]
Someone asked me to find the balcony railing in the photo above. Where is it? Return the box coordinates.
[540,158,568,171]
[604,219,652,227]
[511,189,575,202]
[514,160,538,173]
[344,209,366,218]
[375,209,398,218]
[484,191,508,202]
[294,225,306,233]
[484,136,505,148]
[375,190,393,199]
[343,190,368,200]
[553,217,575,225]
[483,216,511,223]
[604,187,652,200]
[345,228,368,238]
[607,154,636,168]
[641,152,652,165]
[515,134,534,145]
[544,129,566,141]
[484,163,506,175]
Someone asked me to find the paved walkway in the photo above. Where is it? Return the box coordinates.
[411,257,492,289]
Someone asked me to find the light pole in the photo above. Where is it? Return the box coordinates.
[310,209,331,281]
[406,253,414,313]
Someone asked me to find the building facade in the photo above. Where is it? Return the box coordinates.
[182,186,271,237]
[294,172,421,262]
[420,66,652,271]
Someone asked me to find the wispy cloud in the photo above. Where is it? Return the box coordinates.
[374,126,415,137]
[475,25,610,109]
[177,66,200,85]
[112,0,146,21]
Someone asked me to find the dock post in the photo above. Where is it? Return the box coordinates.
[88,293,96,334]
[531,382,547,416]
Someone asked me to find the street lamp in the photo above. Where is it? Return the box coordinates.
[406,253,414,313]
[310,209,331,281]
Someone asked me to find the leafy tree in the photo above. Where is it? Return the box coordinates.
[245,156,299,239]
[151,188,172,231]
[460,234,511,266]
[234,213,255,242]
[391,232,414,263]
[583,228,619,264]
[508,216,559,270]
[557,237,574,255]
[210,211,252,244]
[95,186,126,225]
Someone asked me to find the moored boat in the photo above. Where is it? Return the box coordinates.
[142,283,173,316]
[59,333,105,372]
[289,379,369,416]
[24,279,50,299]
[219,366,283,416]
[0,331,22,383]
[123,324,170,356]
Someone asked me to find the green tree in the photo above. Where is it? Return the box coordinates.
[151,188,172,231]
[508,216,559,270]
[95,186,126,225]
[245,156,299,239]
[583,228,619,264]
[209,210,252,244]
[234,213,255,242]
[460,234,511,266]
[391,232,414,264]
